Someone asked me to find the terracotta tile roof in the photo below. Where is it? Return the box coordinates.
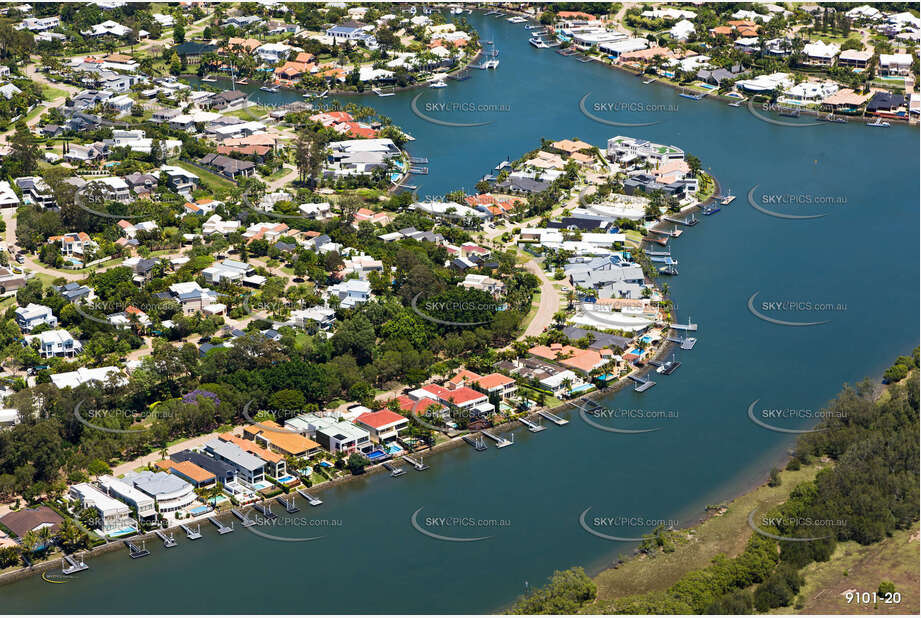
[170,459,215,483]
[355,409,407,429]
[475,373,515,390]
[219,433,284,463]
[244,420,321,456]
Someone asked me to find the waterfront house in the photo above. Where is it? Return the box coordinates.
[219,433,287,480]
[171,450,236,486]
[243,420,322,458]
[98,475,157,521]
[154,459,216,488]
[354,409,409,444]
[529,343,607,377]
[539,369,585,397]
[606,136,684,165]
[415,383,490,412]
[204,438,266,487]
[15,303,57,332]
[204,90,247,111]
[69,483,134,535]
[121,471,197,516]
[0,507,63,543]
[313,419,372,455]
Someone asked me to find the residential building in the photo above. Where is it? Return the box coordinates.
[121,471,197,515]
[0,507,63,541]
[0,181,20,208]
[243,421,321,458]
[153,459,216,488]
[218,433,286,479]
[354,409,409,444]
[314,419,371,455]
[69,483,133,535]
[97,475,157,520]
[15,176,56,208]
[25,329,82,358]
[197,153,256,179]
[204,438,266,487]
[170,450,235,486]
[15,303,57,332]
[159,165,199,193]
[49,366,124,389]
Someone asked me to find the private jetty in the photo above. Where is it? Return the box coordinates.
[124,539,150,559]
[518,416,546,433]
[154,529,177,548]
[231,509,256,527]
[61,554,89,575]
[402,454,431,470]
[277,495,300,513]
[538,410,569,426]
[180,523,202,539]
[297,488,324,506]
[482,429,514,448]
[209,516,233,534]
[629,373,657,392]
[463,433,488,451]
[383,461,406,477]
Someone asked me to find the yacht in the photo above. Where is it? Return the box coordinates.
[429,79,447,88]
[866,117,890,127]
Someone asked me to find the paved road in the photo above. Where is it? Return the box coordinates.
[519,256,559,340]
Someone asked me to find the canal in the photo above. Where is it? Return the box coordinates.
[1,10,917,614]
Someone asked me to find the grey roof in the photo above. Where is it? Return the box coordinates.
[172,450,235,479]
[205,438,265,472]
[123,470,191,497]
[562,326,631,351]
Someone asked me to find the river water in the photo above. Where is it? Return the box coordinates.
[2,10,917,614]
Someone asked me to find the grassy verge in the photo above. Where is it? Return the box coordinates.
[772,522,919,615]
[590,463,828,604]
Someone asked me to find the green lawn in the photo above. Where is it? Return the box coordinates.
[41,85,70,101]
[168,159,235,193]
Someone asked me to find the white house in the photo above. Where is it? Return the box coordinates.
[25,329,82,358]
[14,303,57,332]
[69,483,134,535]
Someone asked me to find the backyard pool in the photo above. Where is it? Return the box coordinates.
[366,449,387,462]
[276,474,297,484]
[187,505,212,516]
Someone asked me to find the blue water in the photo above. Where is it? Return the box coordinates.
[2,9,917,615]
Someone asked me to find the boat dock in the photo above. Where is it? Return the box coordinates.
[649,359,681,375]
[628,374,657,392]
[463,434,488,451]
[180,523,202,539]
[663,215,698,227]
[670,321,698,331]
[383,462,406,477]
[482,429,513,448]
[209,516,233,534]
[154,530,177,548]
[409,156,429,164]
[296,488,323,506]
[231,509,256,527]
[667,336,697,350]
[538,410,569,426]
[254,502,277,520]
[62,554,89,575]
[277,495,300,514]
[645,250,671,257]
[642,236,669,246]
[649,256,678,265]
[124,539,150,559]
[518,417,546,433]
[402,454,431,471]
[408,166,429,175]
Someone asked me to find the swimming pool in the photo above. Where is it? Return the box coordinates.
[318,461,333,468]
[386,444,403,455]
[366,449,387,461]
[630,348,644,356]
[107,526,138,538]
[640,336,653,344]
[276,474,296,484]
[569,384,594,395]
[390,172,402,183]
[188,505,212,516]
